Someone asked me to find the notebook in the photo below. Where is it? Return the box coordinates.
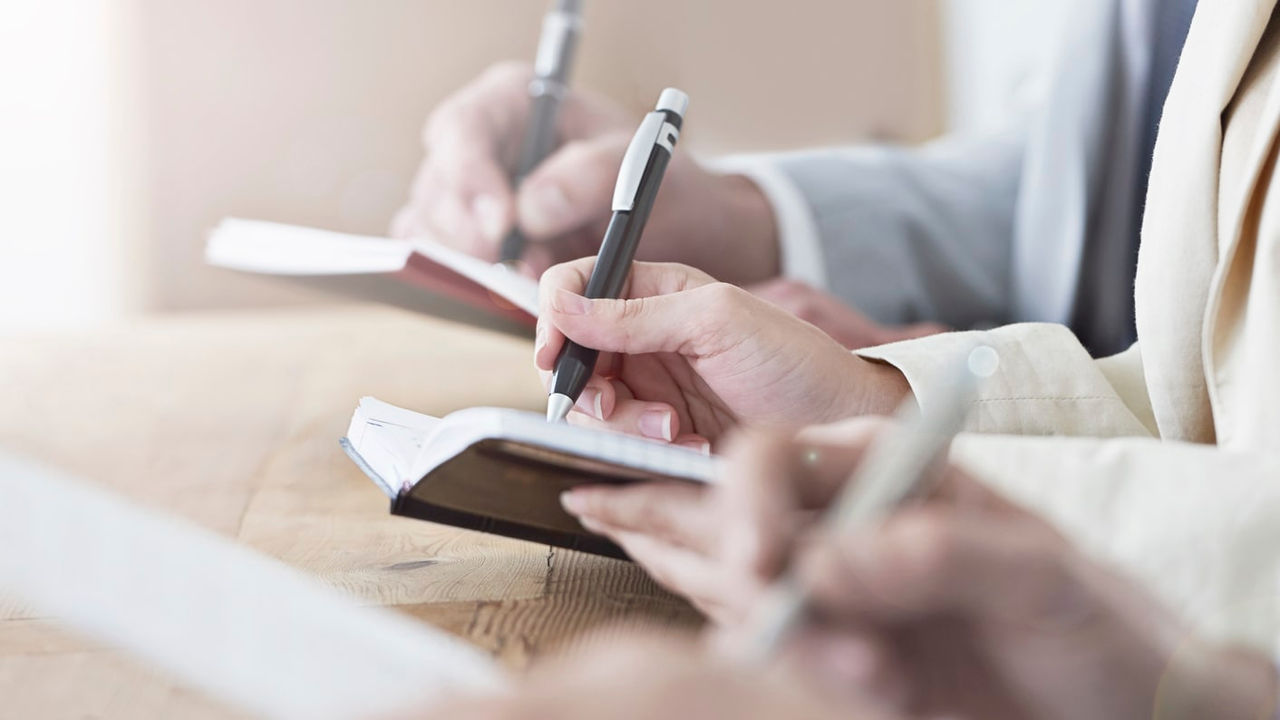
[0,451,504,720]
[342,397,719,559]
[206,218,539,334]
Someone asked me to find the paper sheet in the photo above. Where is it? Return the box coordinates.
[0,451,505,720]
[206,218,539,317]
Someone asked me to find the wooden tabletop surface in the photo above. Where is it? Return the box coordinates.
[0,306,700,719]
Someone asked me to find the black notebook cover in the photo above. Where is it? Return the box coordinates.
[344,436,703,560]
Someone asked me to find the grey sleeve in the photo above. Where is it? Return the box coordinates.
[770,125,1026,329]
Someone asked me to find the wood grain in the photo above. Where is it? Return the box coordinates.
[0,305,702,719]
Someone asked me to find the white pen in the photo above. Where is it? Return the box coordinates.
[734,345,1000,663]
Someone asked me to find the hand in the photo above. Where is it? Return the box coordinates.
[392,62,780,283]
[557,418,891,623]
[748,279,947,349]
[536,260,911,446]
[404,635,901,720]
[712,429,1280,720]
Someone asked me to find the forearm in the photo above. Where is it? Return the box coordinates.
[703,173,781,286]
[767,127,1026,328]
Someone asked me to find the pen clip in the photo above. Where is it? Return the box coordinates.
[612,112,678,212]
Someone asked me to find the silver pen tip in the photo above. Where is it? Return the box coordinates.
[546,393,574,423]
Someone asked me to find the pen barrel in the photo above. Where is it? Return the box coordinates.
[548,343,599,401]
[586,149,672,297]
[513,91,564,183]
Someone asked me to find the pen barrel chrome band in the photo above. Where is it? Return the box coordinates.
[533,9,582,84]
[611,88,688,212]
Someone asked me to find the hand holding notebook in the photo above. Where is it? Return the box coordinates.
[342,398,717,559]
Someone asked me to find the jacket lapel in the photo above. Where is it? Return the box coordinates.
[1135,0,1277,443]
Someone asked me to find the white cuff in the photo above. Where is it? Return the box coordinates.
[705,154,827,290]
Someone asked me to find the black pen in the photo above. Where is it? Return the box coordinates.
[498,0,584,265]
[546,88,689,422]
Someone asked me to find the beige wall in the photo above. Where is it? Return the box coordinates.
[136,0,943,311]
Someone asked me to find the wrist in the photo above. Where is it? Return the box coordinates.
[711,172,781,285]
[829,354,912,421]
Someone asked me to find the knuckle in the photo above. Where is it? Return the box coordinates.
[618,296,649,322]
[792,300,820,322]
[775,279,803,297]
[702,282,747,312]
[897,511,957,580]
[482,60,532,86]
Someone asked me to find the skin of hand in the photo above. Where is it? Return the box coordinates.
[402,635,903,720]
[747,278,948,350]
[557,418,890,623]
[714,426,1280,720]
[535,259,911,446]
[391,62,780,284]
[560,421,1279,720]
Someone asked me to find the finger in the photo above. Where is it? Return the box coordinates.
[538,258,717,313]
[579,518,732,609]
[546,282,750,357]
[561,482,712,553]
[417,64,533,252]
[716,430,806,583]
[674,433,713,455]
[567,398,679,442]
[797,507,1072,624]
[517,132,632,240]
[716,425,881,582]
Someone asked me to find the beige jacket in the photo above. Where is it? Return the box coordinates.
[860,1,1280,651]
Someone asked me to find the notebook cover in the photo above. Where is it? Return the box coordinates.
[389,438,701,560]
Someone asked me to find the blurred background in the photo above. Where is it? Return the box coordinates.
[0,0,1070,331]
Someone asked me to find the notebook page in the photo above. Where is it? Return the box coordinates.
[406,405,720,487]
[206,218,415,275]
[0,451,504,720]
[206,219,539,317]
[410,239,539,317]
[345,396,441,497]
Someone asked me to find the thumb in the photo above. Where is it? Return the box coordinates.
[517,133,630,240]
[548,286,716,356]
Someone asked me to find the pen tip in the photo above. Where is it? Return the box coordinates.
[546,393,574,423]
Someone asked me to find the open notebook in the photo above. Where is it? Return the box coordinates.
[206,218,539,334]
[343,397,718,559]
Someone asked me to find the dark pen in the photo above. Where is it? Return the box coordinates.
[498,0,584,265]
[546,88,689,422]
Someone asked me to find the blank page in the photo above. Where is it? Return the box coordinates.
[206,219,539,317]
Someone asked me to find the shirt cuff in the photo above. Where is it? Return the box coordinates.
[705,154,827,290]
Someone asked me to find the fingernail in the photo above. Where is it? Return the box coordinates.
[677,438,712,455]
[559,490,586,515]
[552,287,590,315]
[639,409,674,442]
[472,194,506,241]
[575,388,604,420]
[578,516,608,535]
[526,183,572,229]
[534,322,547,358]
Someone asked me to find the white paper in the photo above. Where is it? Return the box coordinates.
[0,451,505,720]
[205,218,539,317]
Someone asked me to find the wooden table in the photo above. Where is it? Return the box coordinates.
[0,306,700,719]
